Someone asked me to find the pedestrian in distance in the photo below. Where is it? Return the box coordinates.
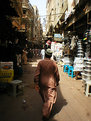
[22,48,28,64]
[41,48,45,60]
[34,48,60,121]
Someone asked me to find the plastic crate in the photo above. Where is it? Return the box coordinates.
[0,69,14,83]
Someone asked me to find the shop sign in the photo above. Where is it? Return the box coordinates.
[54,33,63,41]
[0,62,13,69]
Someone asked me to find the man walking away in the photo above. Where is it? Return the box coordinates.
[34,48,60,121]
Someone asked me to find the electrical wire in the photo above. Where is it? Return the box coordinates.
[39,12,65,18]
[8,1,69,18]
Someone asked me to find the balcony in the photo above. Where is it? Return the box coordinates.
[10,0,22,17]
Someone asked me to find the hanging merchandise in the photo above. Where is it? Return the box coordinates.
[84,28,91,58]
[74,57,84,71]
[46,40,51,46]
[83,37,87,41]
[88,29,91,43]
[73,39,84,71]
[76,39,84,58]
[81,59,91,81]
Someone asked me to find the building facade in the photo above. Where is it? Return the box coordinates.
[46,0,68,37]
[21,0,34,42]
[46,0,91,38]
[33,5,43,47]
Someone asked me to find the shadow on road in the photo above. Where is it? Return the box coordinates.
[49,119,58,121]
[50,86,68,120]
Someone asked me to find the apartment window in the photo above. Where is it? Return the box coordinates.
[62,0,64,8]
[23,10,26,14]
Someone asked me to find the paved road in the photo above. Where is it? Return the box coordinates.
[0,57,91,121]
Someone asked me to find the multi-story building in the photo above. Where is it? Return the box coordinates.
[46,0,68,37]
[64,0,91,38]
[0,0,23,43]
[21,0,34,42]
[33,5,39,43]
[46,0,91,38]
[46,0,56,36]
[11,0,23,33]
[33,5,43,47]
[37,18,43,43]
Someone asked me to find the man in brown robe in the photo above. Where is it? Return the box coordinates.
[34,48,60,121]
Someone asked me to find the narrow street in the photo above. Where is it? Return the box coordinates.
[0,0,91,120]
[0,57,91,121]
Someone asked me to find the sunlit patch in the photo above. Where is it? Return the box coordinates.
[37,59,41,61]
[32,64,37,67]
[28,59,41,67]
[29,62,38,67]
